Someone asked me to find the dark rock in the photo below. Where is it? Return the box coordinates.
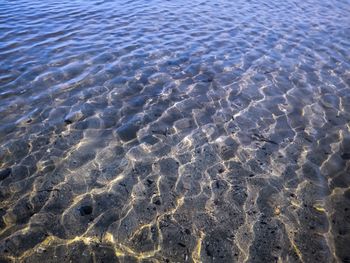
[177,242,186,248]
[0,168,11,181]
[64,119,72,125]
[146,179,154,186]
[154,200,161,206]
[341,153,350,160]
[79,205,93,216]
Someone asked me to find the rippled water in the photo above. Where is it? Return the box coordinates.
[0,0,350,262]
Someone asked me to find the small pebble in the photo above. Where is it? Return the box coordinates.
[274,207,281,216]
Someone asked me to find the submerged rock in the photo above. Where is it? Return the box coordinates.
[64,110,83,124]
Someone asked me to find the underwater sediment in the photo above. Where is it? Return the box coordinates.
[0,0,350,262]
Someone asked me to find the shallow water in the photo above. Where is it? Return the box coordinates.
[0,0,350,262]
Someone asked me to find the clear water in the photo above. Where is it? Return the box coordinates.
[0,0,350,262]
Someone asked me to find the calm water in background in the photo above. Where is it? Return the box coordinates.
[0,0,350,262]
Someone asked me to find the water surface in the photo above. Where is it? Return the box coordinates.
[0,0,350,262]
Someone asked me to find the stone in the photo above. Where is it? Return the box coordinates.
[64,110,83,124]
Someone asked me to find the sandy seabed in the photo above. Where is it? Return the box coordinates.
[0,0,350,262]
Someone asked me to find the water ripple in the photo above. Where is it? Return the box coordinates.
[0,0,350,262]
